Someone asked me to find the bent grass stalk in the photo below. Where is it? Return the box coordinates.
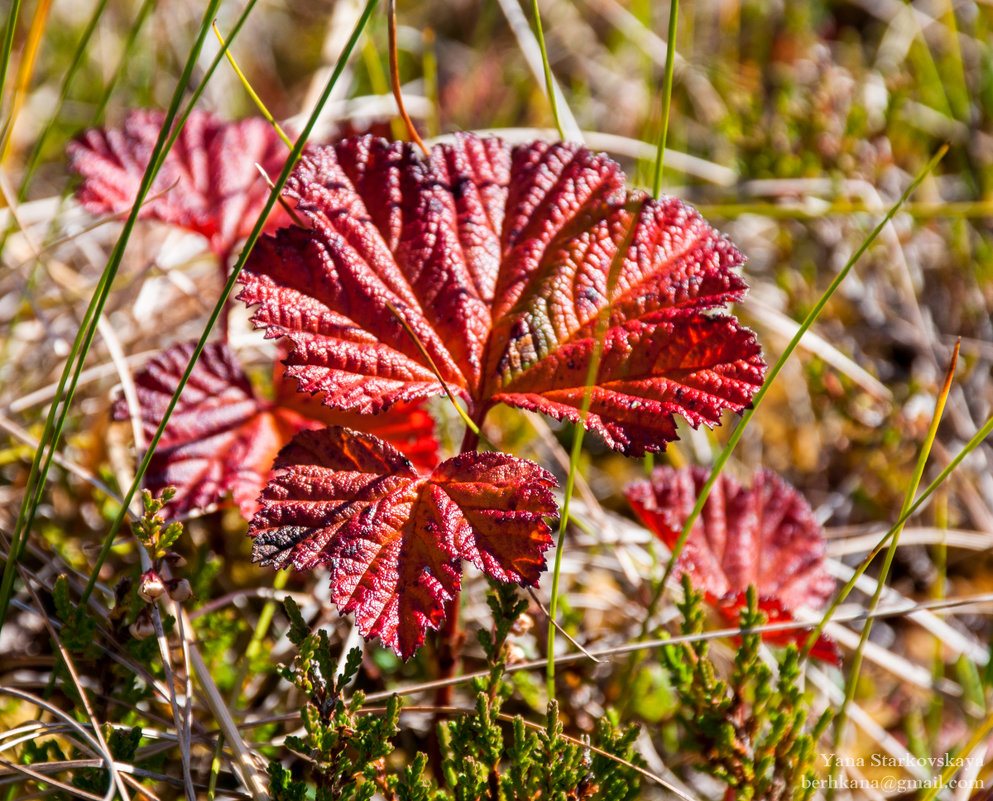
[78,0,381,607]
[546,203,641,701]
[800,407,993,661]
[610,144,949,711]
[0,0,229,630]
[213,23,293,150]
[653,144,949,613]
[827,340,959,797]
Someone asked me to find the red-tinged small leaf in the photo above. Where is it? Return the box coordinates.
[68,109,288,258]
[272,362,438,472]
[238,134,765,455]
[249,426,557,659]
[626,466,839,660]
[714,593,842,666]
[114,342,438,519]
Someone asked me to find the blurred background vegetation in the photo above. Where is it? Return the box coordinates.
[3,0,993,798]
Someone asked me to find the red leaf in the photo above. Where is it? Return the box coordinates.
[68,109,288,258]
[238,134,765,455]
[113,342,438,519]
[626,467,839,661]
[250,427,557,658]
[714,594,842,665]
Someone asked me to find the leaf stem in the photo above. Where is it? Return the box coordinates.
[651,0,678,199]
[387,0,429,157]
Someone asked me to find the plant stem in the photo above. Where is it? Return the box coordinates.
[0,0,23,116]
[75,0,382,608]
[387,0,428,156]
[545,201,640,702]
[651,0,678,199]
[827,343,957,795]
[1,0,229,630]
[655,144,948,611]
[612,144,948,704]
[529,0,564,140]
[431,411,486,773]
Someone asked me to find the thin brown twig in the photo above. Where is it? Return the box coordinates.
[387,0,429,156]
[524,586,601,663]
[0,758,107,801]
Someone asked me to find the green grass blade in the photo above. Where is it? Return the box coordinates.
[651,0,678,199]
[92,0,156,123]
[78,0,382,606]
[529,0,564,140]
[799,406,993,662]
[0,0,24,119]
[0,0,228,631]
[828,342,958,795]
[546,202,641,701]
[651,143,948,613]
[920,711,993,801]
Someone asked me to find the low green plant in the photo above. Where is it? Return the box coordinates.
[662,576,831,800]
[271,584,645,800]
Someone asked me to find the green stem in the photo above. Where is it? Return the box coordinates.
[208,570,290,800]
[828,343,957,796]
[612,145,948,698]
[0,0,24,119]
[651,0,678,199]
[78,0,381,607]
[0,0,229,631]
[546,200,641,702]
[799,407,993,661]
[93,0,156,124]
[529,0,563,140]
[654,144,948,611]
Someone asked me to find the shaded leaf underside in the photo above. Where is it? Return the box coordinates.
[626,467,839,662]
[250,427,557,658]
[68,109,288,257]
[113,341,437,520]
[239,134,766,455]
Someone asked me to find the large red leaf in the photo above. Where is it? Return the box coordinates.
[68,109,288,258]
[250,427,557,658]
[626,467,839,662]
[238,134,765,455]
[113,342,438,519]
